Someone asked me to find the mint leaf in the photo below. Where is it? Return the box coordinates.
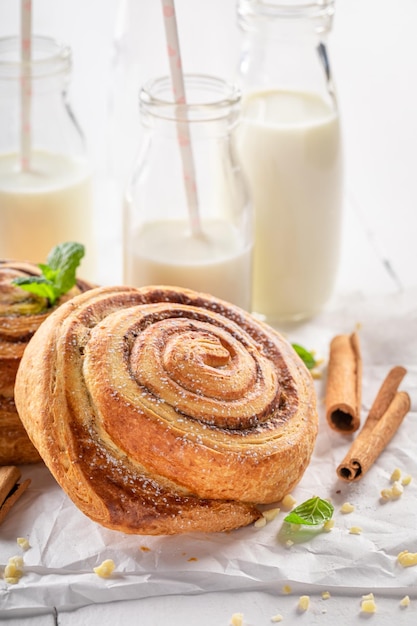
[292,343,317,370]
[45,241,85,296]
[284,496,334,526]
[12,241,85,306]
[11,276,57,304]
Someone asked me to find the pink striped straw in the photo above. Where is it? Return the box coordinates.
[20,0,32,172]
[161,0,202,237]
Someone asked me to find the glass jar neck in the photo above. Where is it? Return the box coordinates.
[0,35,71,93]
[237,0,335,38]
[139,74,241,135]
[0,36,86,159]
[237,1,336,102]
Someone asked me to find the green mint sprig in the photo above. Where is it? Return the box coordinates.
[12,241,85,306]
[291,343,317,370]
[284,496,334,526]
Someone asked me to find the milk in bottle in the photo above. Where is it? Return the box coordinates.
[238,88,342,321]
[237,0,343,322]
[124,75,253,311]
[0,151,93,267]
[0,36,95,279]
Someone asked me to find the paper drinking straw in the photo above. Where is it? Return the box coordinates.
[160,0,202,236]
[20,0,32,172]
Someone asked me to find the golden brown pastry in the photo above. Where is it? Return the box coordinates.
[15,285,318,535]
[0,465,31,524]
[0,260,93,465]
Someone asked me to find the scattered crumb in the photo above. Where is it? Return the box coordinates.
[271,614,283,622]
[281,494,297,510]
[361,593,376,613]
[349,526,362,535]
[285,540,294,548]
[263,507,280,522]
[380,481,404,500]
[340,502,355,514]
[16,537,31,551]
[362,593,374,601]
[321,591,331,600]
[380,488,392,501]
[323,519,335,532]
[230,613,244,626]
[8,555,24,568]
[391,481,404,497]
[254,516,267,528]
[93,559,115,578]
[390,468,402,482]
[397,550,417,567]
[298,595,310,612]
[3,555,24,584]
[401,474,412,486]
[360,593,376,613]
[400,595,410,608]
[282,584,292,594]
[187,557,198,562]
[140,545,151,552]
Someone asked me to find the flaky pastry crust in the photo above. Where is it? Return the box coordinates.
[0,260,92,464]
[15,285,318,534]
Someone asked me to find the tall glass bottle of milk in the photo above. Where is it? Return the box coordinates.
[124,75,253,311]
[236,0,343,322]
[0,36,95,279]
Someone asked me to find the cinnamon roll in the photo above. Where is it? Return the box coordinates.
[0,260,93,465]
[15,285,318,534]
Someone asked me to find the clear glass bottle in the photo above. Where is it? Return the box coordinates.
[0,36,95,279]
[236,0,343,323]
[124,74,253,311]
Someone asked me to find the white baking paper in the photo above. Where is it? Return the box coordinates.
[1,288,416,616]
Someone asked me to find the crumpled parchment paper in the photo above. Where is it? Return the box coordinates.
[1,288,416,616]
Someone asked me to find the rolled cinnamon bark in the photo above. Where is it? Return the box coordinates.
[365,365,407,422]
[325,332,362,433]
[337,367,410,482]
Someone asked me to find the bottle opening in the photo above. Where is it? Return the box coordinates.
[237,0,335,33]
[0,36,71,80]
[140,74,241,122]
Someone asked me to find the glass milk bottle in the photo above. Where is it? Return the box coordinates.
[0,36,95,279]
[236,0,343,322]
[124,74,253,311]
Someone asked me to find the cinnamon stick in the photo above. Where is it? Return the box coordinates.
[337,367,410,482]
[325,331,362,433]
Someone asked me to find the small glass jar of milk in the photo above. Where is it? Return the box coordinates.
[123,74,253,311]
[236,0,343,323]
[0,36,95,279]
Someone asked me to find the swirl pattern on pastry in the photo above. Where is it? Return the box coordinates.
[15,285,318,534]
[0,260,93,465]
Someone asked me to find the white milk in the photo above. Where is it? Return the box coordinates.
[237,89,343,322]
[124,219,252,310]
[0,151,95,278]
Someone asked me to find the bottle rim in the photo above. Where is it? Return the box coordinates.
[140,74,242,122]
[237,0,335,30]
[0,35,71,80]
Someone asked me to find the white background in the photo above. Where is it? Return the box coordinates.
[1,0,416,294]
[1,2,417,625]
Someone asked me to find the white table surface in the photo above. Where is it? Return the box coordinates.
[1,1,417,624]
